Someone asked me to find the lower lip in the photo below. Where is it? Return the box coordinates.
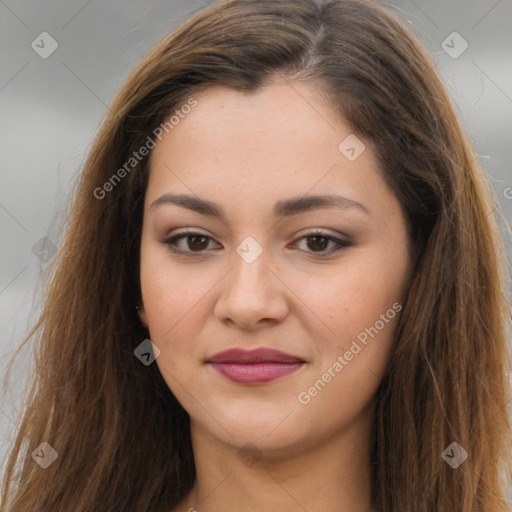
[209,362,305,384]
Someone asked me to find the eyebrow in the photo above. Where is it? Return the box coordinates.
[149,193,369,218]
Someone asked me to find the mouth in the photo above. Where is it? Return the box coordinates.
[206,347,306,384]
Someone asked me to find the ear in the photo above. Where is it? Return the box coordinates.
[137,305,148,328]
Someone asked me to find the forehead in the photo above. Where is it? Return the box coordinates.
[145,81,389,221]
[149,80,352,166]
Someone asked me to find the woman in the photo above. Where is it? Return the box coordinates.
[1,0,511,510]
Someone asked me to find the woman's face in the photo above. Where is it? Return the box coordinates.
[139,79,411,455]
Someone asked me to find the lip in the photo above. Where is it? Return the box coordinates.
[206,347,306,384]
[207,347,305,364]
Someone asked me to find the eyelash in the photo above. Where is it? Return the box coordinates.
[161,230,350,257]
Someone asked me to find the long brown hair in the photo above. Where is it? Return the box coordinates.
[2,0,511,510]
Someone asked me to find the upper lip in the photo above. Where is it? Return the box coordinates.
[206,347,305,364]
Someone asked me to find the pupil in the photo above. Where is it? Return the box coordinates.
[308,235,328,251]
[189,235,208,251]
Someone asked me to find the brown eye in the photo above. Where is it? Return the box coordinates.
[293,231,350,256]
[163,231,219,255]
[186,235,209,251]
[306,235,331,252]
[162,230,350,257]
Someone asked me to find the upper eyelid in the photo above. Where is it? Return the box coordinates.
[167,229,220,244]
[163,230,221,252]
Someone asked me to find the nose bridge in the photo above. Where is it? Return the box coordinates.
[214,237,288,327]
[228,237,273,297]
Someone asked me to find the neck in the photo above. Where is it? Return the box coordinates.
[173,405,377,512]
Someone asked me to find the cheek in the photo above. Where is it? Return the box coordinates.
[295,265,402,422]
[139,265,208,385]
[290,250,407,415]
[139,244,208,342]
[292,253,405,346]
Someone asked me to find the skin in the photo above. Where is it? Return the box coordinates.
[138,77,412,512]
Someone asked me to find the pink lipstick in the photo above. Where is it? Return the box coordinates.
[206,347,305,384]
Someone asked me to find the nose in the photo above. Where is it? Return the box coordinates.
[213,244,290,330]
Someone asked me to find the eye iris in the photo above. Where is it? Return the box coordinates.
[188,235,209,251]
[307,235,329,251]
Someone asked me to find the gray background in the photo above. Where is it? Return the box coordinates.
[1,0,511,491]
